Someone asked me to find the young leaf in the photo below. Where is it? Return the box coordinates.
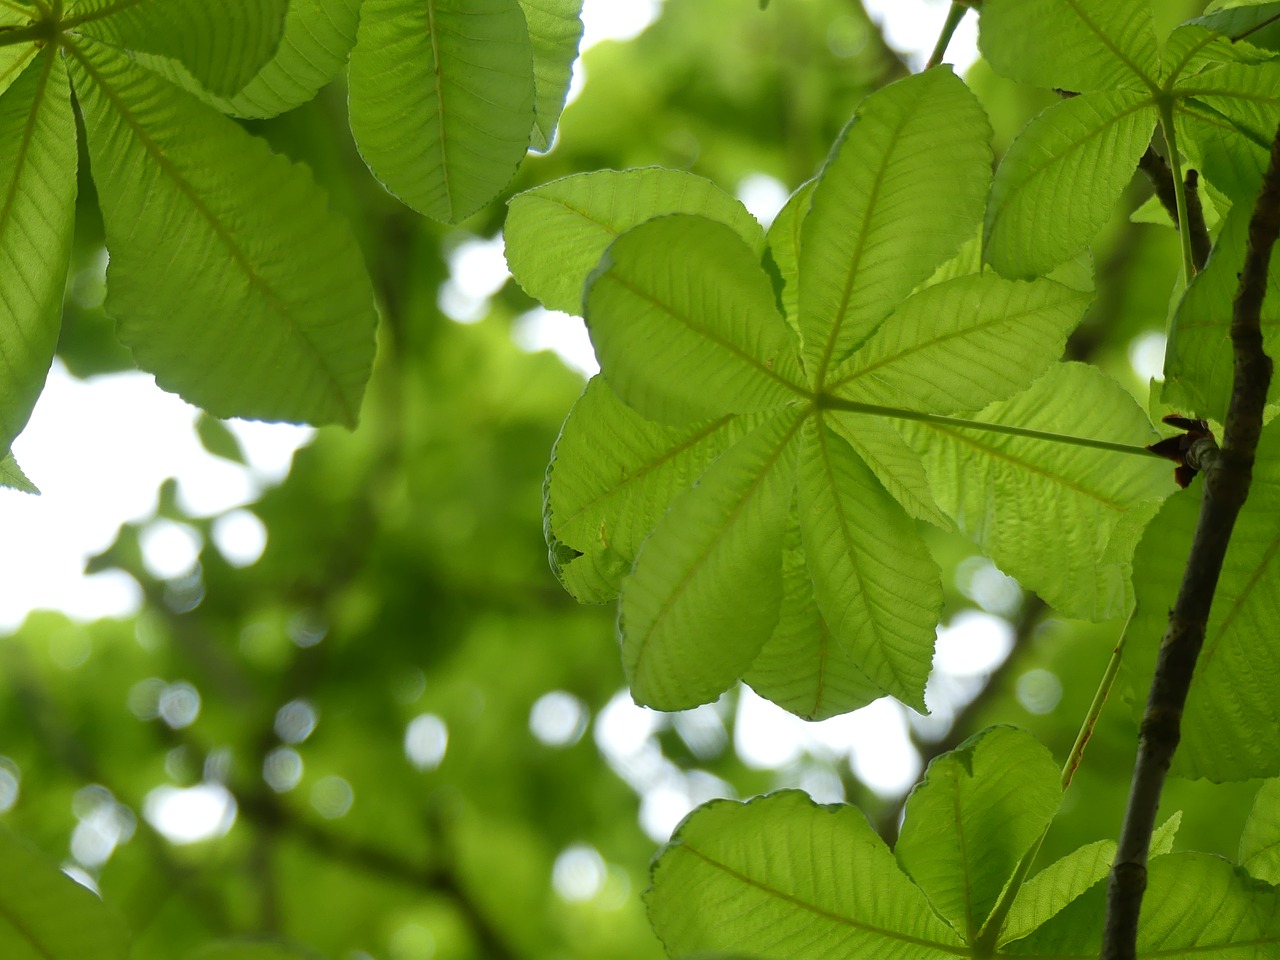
[763,178,815,334]
[1000,840,1117,945]
[797,418,941,710]
[70,0,289,97]
[825,275,1091,414]
[799,66,991,380]
[895,726,1061,941]
[506,168,765,316]
[544,377,748,603]
[521,0,584,151]
[0,827,129,959]
[0,450,37,494]
[67,39,377,427]
[348,0,536,222]
[0,49,76,454]
[622,408,802,709]
[978,0,1160,94]
[1124,421,1280,780]
[647,791,967,959]
[137,0,362,120]
[1240,779,1280,885]
[584,214,806,424]
[984,91,1158,280]
[903,363,1170,621]
[743,508,883,721]
[825,413,953,530]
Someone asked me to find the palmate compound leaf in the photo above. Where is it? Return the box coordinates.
[0,49,76,456]
[1123,419,1280,781]
[0,827,129,959]
[348,0,536,223]
[901,363,1171,622]
[69,0,288,97]
[66,38,377,427]
[798,66,992,381]
[648,727,1085,960]
[506,167,766,317]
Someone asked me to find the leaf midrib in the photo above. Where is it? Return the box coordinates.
[66,39,355,422]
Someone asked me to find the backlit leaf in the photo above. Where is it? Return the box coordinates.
[797,418,941,710]
[68,39,377,426]
[348,0,535,222]
[585,214,805,424]
[0,49,76,454]
[799,67,991,381]
[71,0,288,97]
[0,450,37,494]
[1000,840,1116,945]
[521,0,584,151]
[621,408,802,709]
[506,168,765,316]
[985,90,1158,279]
[825,413,953,529]
[1240,779,1280,884]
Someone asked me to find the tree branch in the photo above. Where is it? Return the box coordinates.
[1101,123,1280,960]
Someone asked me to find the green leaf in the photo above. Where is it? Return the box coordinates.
[0,450,37,494]
[1164,206,1280,419]
[825,412,953,530]
[0,49,76,454]
[743,508,883,721]
[1174,60,1280,202]
[1000,839,1116,945]
[647,791,967,960]
[137,0,362,120]
[348,0,535,222]
[506,168,765,316]
[67,39,377,427]
[827,275,1091,414]
[0,828,129,959]
[984,90,1158,279]
[799,67,991,382]
[1240,779,1280,884]
[763,178,815,335]
[521,0,584,151]
[195,413,247,464]
[978,0,1160,93]
[544,377,748,603]
[1006,854,1280,957]
[584,214,805,424]
[70,0,288,97]
[903,363,1169,621]
[621,408,802,709]
[0,28,36,102]
[796,418,941,709]
[895,726,1061,941]
[1125,421,1280,780]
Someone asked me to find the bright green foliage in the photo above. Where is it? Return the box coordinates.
[1125,419,1280,781]
[348,0,537,222]
[980,0,1280,277]
[903,364,1169,621]
[69,40,376,426]
[0,450,36,493]
[70,0,289,97]
[647,727,1257,959]
[521,67,1166,713]
[506,168,766,316]
[0,50,76,456]
[0,828,129,959]
[521,0,585,151]
[1240,780,1280,884]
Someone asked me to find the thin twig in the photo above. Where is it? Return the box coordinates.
[1100,122,1280,960]
[927,3,969,69]
[1136,147,1211,273]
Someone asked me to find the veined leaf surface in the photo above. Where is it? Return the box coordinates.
[622,408,801,709]
[506,168,765,316]
[1240,779,1280,885]
[70,0,288,97]
[799,67,991,381]
[68,39,377,427]
[521,0,583,152]
[0,49,76,454]
[0,450,37,494]
[904,363,1169,621]
[348,0,535,222]
[797,418,941,710]
[826,412,952,529]
[585,214,805,424]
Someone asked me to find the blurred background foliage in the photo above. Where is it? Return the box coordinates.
[1,1,1261,958]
